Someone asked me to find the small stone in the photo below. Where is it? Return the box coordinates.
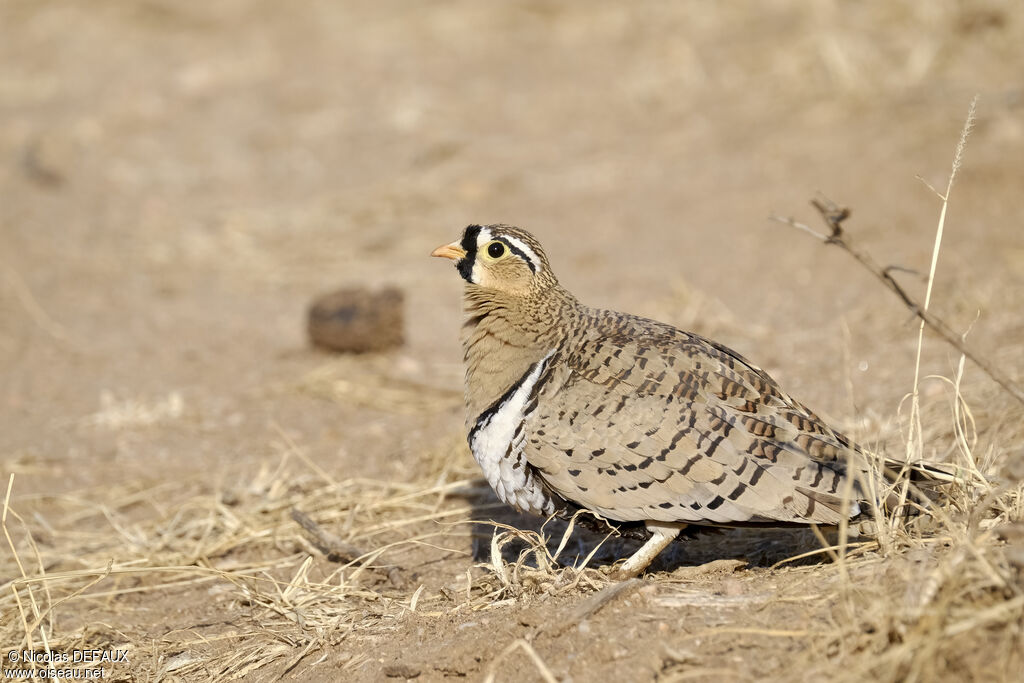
[307,286,404,353]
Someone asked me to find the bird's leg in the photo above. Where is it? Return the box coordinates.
[612,521,686,579]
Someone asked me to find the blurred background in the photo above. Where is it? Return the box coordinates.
[3,0,1023,499]
[2,2,1023,679]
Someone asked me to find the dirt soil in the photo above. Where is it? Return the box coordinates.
[2,2,1023,682]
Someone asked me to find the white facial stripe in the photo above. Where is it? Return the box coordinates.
[471,227,490,284]
[476,228,539,272]
[500,235,540,271]
[464,227,488,284]
[470,226,540,277]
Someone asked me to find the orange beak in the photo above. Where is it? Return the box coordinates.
[430,242,467,261]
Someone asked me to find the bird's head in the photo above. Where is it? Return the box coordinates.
[431,224,558,296]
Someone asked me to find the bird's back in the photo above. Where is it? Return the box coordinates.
[523,307,871,527]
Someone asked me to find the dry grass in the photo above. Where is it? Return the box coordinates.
[3,272,1023,673]
[2,2,1023,681]
[0,448,477,678]
[2,346,1021,680]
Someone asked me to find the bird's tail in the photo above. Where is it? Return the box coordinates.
[848,454,981,535]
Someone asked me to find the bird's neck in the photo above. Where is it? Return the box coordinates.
[459,285,579,425]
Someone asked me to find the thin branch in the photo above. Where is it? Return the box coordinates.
[290,508,365,563]
[770,198,1024,407]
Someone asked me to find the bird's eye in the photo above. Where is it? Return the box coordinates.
[486,241,506,259]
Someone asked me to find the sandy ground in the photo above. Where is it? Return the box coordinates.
[2,2,1023,681]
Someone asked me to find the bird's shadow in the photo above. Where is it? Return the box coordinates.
[460,481,834,574]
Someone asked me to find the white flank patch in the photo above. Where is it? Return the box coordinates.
[470,349,556,515]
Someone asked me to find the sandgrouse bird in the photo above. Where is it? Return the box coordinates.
[432,224,949,578]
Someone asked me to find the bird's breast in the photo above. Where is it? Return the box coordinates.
[460,308,552,423]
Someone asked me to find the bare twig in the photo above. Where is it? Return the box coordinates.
[770,200,1024,407]
[290,508,365,563]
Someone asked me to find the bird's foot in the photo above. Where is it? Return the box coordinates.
[605,521,686,580]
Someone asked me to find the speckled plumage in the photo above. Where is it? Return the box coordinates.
[432,224,948,577]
